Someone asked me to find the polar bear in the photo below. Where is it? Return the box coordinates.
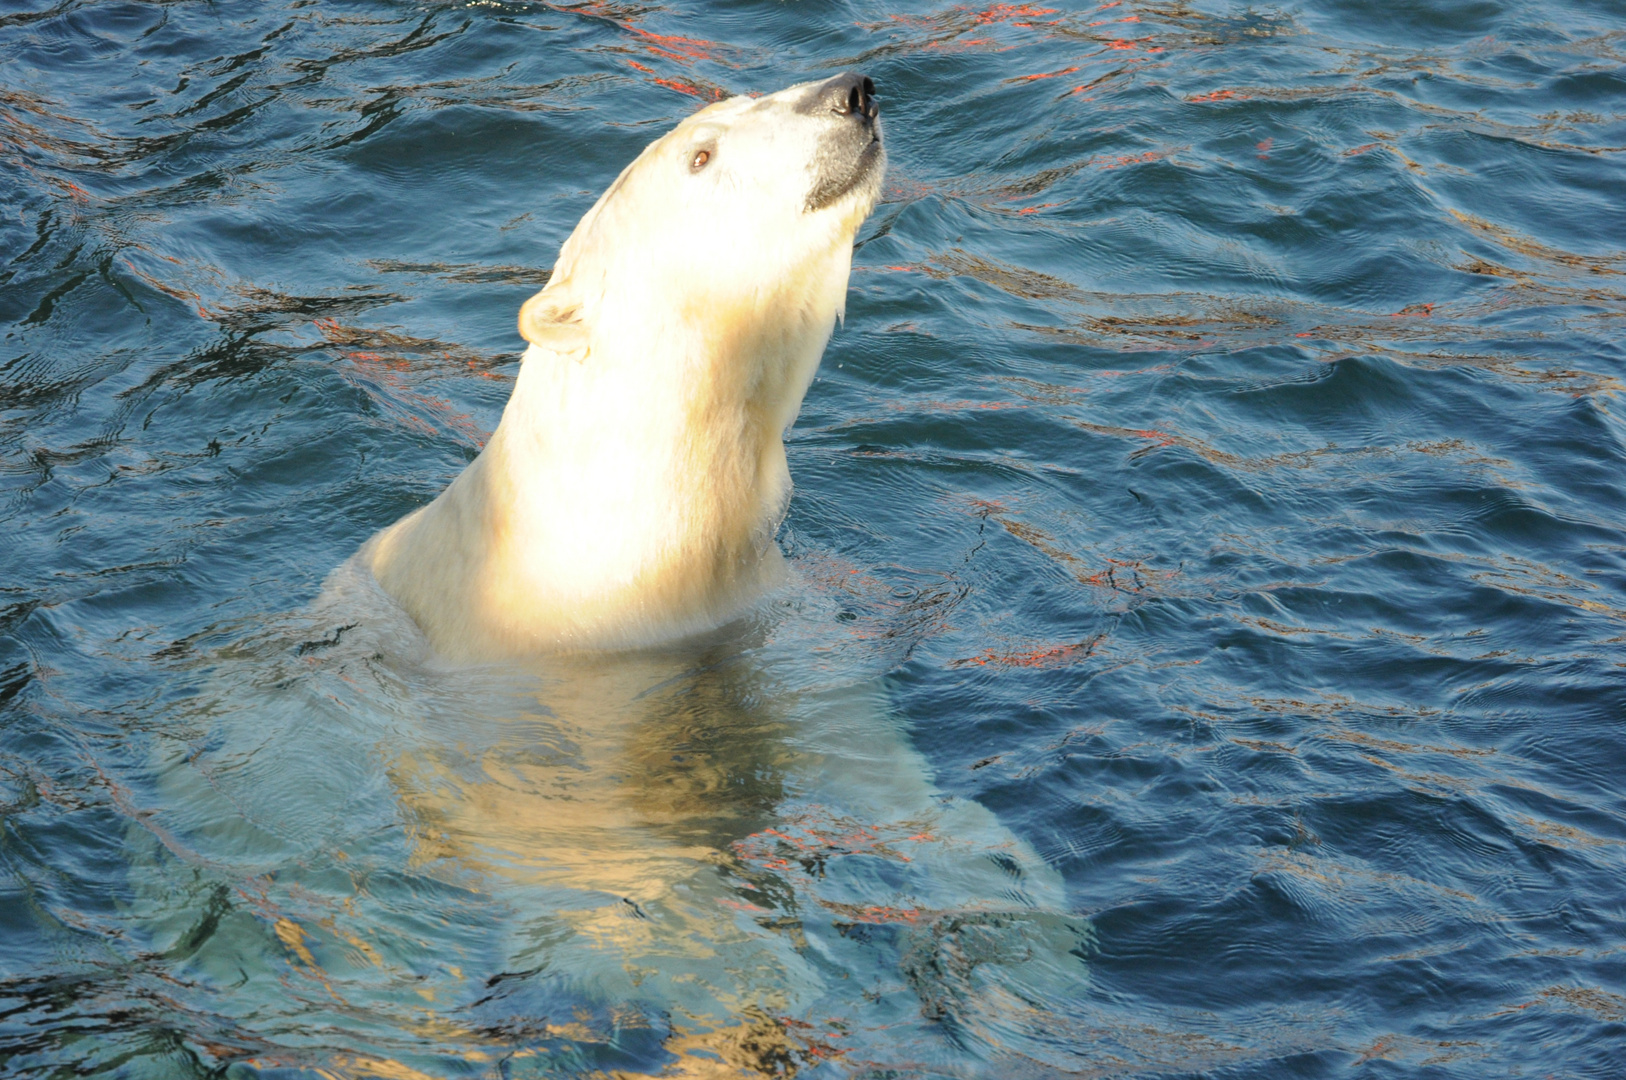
[133,76,1090,1076]
[364,73,886,659]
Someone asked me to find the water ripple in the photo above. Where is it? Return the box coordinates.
[4,0,1626,1076]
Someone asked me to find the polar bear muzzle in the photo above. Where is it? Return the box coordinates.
[801,73,884,213]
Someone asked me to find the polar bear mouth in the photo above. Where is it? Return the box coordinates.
[805,135,883,213]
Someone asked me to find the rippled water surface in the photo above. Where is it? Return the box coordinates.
[5,0,1626,1076]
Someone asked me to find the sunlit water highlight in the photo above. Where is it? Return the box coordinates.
[3,0,1625,1077]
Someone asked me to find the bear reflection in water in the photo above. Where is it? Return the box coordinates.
[146,584,1091,1076]
[298,564,1090,1075]
[163,74,1093,1074]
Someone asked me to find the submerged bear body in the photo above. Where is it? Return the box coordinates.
[364,75,885,658]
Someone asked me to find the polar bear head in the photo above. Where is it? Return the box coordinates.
[518,73,885,383]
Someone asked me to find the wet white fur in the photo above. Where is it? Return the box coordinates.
[364,83,883,659]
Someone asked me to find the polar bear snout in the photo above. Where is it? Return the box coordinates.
[802,73,884,213]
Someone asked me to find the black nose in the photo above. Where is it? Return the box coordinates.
[800,72,878,121]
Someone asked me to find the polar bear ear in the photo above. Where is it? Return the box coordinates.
[518,286,589,357]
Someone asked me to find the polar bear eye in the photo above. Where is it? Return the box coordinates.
[689,147,713,172]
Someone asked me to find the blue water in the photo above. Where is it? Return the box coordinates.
[4,0,1626,1076]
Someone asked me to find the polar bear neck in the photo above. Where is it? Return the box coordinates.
[367,243,854,658]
